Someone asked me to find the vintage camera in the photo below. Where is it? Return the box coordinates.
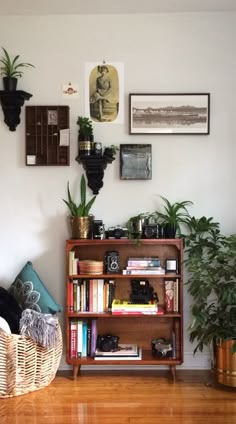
[106,226,128,239]
[151,338,173,358]
[96,334,119,352]
[130,279,158,304]
[105,251,120,273]
[93,220,105,240]
[142,223,164,239]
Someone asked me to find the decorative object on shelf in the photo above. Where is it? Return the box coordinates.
[154,196,193,238]
[0,47,35,91]
[76,152,116,195]
[129,93,210,135]
[77,116,94,156]
[0,90,32,131]
[184,217,236,387]
[105,251,120,273]
[25,106,70,166]
[62,174,96,239]
[103,144,119,158]
[120,144,152,180]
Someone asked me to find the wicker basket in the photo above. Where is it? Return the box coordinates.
[0,324,62,398]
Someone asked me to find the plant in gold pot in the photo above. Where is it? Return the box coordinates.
[184,216,236,387]
[63,174,96,239]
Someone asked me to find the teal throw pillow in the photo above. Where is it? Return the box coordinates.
[9,261,62,314]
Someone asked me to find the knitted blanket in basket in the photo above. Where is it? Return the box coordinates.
[19,309,59,348]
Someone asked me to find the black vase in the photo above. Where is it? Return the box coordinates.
[3,77,18,91]
[164,224,176,239]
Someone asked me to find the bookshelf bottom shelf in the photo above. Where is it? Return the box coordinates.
[68,350,182,379]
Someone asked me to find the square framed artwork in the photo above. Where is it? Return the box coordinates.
[129,93,210,135]
[120,144,152,180]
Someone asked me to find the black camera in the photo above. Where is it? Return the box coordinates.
[93,220,105,240]
[96,334,119,352]
[130,280,158,304]
[105,251,120,273]
[142,224,163,239]
[151,338,172,358]
[106,226,128,239]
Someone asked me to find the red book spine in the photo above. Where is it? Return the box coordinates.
[70,321,77,358]
[68,280,74,312]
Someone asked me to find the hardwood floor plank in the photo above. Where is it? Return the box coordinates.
[0,371,235,424]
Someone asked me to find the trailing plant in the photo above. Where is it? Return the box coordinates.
[62,174,96,217]
[0,47,35,78]
[184,216,236,354]
[125,212,150,242]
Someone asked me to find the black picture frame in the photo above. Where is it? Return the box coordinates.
[120,144,152,180]
[129,93,210,135]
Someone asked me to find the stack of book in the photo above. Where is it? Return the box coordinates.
[111,299,163,315]
[94,343,142,360]
[122,256,165,275]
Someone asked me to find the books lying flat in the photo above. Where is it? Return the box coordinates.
[94,346,142,360]
[95,343,139,356]
[122,268,165,275]
[112,299,158,313]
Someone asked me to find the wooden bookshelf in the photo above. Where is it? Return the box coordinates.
[65,238,183,379]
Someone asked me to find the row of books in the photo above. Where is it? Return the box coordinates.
[68,279,115,313]
[70,319,97,358]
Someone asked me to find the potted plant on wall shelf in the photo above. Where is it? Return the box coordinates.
[155,196,193,238]
[77,116,94,156]
[0,47,35,91]
[63,174,96,239]
[184,216,236,387]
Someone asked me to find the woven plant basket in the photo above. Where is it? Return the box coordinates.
[0,324,62,398]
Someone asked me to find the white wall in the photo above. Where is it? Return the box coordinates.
[0,12,235,370]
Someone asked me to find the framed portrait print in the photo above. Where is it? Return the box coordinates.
[120,144,152,180]
[129,93,210,135]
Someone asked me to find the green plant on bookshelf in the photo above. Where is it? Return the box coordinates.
[155,196,193,238]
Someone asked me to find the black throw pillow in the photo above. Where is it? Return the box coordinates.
[0,287,22,334]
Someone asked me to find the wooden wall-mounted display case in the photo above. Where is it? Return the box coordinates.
[25,106,70,166]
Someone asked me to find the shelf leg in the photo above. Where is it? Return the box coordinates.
[73,365,80,379]
[170,365,176,381]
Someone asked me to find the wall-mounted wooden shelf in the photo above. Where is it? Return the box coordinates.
[0,90,32,131]
[75,154,115,194]
[25,105,70,166]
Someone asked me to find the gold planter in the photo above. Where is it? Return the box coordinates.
[215,340,236,387]
[69,216,91,239]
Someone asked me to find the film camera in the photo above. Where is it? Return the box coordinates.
[93,220,105,240]
[105,251,120,273]
[96,335,119,352]
[151,338,173,358]
[142,222,164,239]
[106,226,128,239]
[130,280,158,304]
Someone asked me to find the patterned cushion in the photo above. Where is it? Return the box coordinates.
[9,261,62,314]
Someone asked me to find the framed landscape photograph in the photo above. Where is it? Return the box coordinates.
[129,93,210,135]
[120,144,152,180]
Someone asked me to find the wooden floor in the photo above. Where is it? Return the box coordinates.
[1,370,236,423]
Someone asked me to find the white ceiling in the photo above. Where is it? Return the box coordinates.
[0,0,236,15]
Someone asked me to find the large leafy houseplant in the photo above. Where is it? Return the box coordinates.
[63,174,96,217]
[155,196,193,238]
[184,216,236,354]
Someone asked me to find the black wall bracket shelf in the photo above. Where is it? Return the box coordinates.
[0,90,32,131]
[75,154,115,195]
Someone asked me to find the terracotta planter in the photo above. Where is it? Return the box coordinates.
[69,216,91,239]
[215,340,236,387]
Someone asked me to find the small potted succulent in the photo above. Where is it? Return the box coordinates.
[63,174,96,239]
[0,47,35,91]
